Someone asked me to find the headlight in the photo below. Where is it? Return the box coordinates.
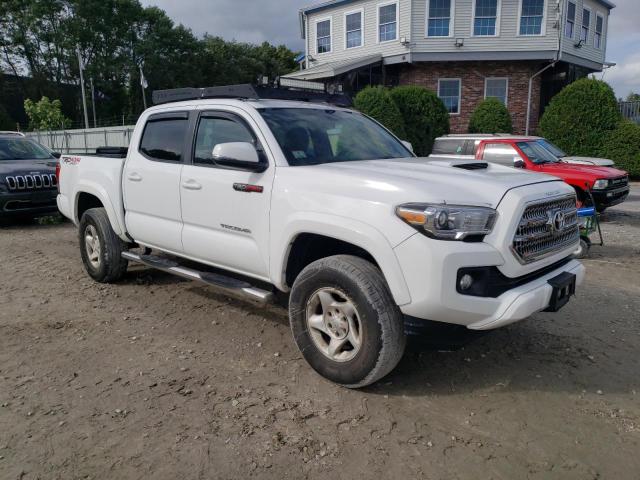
[592,179,609,190]
[396,203,497,241]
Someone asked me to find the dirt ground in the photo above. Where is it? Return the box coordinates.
[1,186,639,480]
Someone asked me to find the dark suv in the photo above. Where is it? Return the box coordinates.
[0,132,60,219]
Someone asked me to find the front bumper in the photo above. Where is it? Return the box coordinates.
[591,186,630,209]
[394,233,585,331]
[0,190,58,217]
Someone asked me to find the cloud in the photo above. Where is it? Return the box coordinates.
[603,52,640,99]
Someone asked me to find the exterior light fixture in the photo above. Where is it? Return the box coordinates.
[455,38,464,48]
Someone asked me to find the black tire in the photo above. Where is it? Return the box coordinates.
[289,255,406,388]
[574,237,591,259]
[78,208,128,283]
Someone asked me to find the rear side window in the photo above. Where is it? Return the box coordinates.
[432,138,466,155]
[482,143,519,166]
[139,115,188,162]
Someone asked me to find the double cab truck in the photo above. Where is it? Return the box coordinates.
[57,85,585,388]
[0,132,60,220]
[431,135,629,212]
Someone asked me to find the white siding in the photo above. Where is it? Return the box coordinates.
[561,0,608,66]
[412,0,558,53]
[306,0,411,64]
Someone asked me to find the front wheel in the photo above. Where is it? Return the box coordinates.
[79,208,128,283]
[289,255,406,388]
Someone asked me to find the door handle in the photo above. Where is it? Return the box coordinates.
[127,172,143,182]
[181,179,202,191]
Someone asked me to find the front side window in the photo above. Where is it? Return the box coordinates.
[259,108,412,167]
[473,0,498,36]
[519,0,544,35]
[438,79,461,114]
[345,11,363,48]
[427,0,452,37]
[517,141,560,164]
[581,8,590,43]
[194,115,255,166]
[482,143,519,166]
[565,1,576,38]
[0,138,54,161]
[317,19,331,54]
[594,13,604,48]
[378,3,398,42]
[485,77,508,105]
[139,117,188,162]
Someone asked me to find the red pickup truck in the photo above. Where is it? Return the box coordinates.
[432,135,630,212]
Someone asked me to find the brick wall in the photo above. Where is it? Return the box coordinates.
[398,61,543,135]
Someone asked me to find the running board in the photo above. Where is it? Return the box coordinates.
[122,251,274,305]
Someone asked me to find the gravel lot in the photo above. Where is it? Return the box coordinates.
[1,185,639,480]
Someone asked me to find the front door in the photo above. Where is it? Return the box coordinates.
[180,108,274,280]
[123,111,189,252]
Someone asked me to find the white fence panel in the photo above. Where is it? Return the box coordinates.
[25,126,135,154]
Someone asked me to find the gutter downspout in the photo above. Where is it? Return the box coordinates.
[525,0,564,135]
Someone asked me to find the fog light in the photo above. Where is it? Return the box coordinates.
[459,274,474,291]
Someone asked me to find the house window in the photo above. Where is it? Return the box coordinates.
[345,11,363,48]
[316,19,332,54]
[581,8,590,43]
[565,1,576,38]
[473,0,499,36]
[378,3,398,42]
[519,0,544,35]
[438,79,461,114]
[427,0,452,37]
[594,13,604,48]
[485,78,508,105]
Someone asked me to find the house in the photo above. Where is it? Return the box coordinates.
[284,0,615,134]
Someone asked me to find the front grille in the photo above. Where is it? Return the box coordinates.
[512,195,579,264]
[4,174,57,192]
[609,176,629,188]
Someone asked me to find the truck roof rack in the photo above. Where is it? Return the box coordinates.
[152,82,352,108]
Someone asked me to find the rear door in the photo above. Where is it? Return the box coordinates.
[123,111,190,252]
[179,107,274,279]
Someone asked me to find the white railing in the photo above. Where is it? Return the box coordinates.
[24,126,135,154]
[619,101,640,124]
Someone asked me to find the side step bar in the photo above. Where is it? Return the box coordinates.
[122,252,274,305]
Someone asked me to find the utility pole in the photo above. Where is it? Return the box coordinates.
[90,77,97,128]
[77,46,89,129]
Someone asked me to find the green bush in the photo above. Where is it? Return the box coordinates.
[468,98,513,134]
[389,85,449,156]
[600,121,640,178]
[539,78,621,156]
[353,86,406,139]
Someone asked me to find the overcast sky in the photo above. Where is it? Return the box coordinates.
[140,0,639,99]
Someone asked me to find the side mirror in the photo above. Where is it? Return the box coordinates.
[212,142,266,172]
[513,157,525,169]
[52,152,62,159]
[401,140,414,153]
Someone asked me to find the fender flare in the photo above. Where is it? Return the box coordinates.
[73,181,128,241]
[272,212,412,306]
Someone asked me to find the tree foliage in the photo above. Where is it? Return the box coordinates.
[354,86,406,139]
[0,0,298,127]
[600,121,640,178]
[539,78,621,156]
[0,104,15,130]
[389,86,449,156]
[24,96,71,130]
[468,98,513,134]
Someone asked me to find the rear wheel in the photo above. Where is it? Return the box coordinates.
[289,255,406,388]
[79,208,128,283]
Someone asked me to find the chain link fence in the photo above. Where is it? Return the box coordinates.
[25,125,135,154]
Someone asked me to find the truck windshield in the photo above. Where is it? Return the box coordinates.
[516,141,560,165]
[259,108,412,166]
[0,138,54,161]
[537,139,567,158]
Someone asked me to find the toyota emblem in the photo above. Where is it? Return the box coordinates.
[548,210,566,234]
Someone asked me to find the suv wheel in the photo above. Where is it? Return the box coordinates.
[289,255,406,388]
[79,208,128,283]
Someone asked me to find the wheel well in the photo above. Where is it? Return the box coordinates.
[285,233,379,287]
[572,186,588,205]
[76,192,104,222]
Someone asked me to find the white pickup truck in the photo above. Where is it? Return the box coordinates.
[57,85,585,388]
